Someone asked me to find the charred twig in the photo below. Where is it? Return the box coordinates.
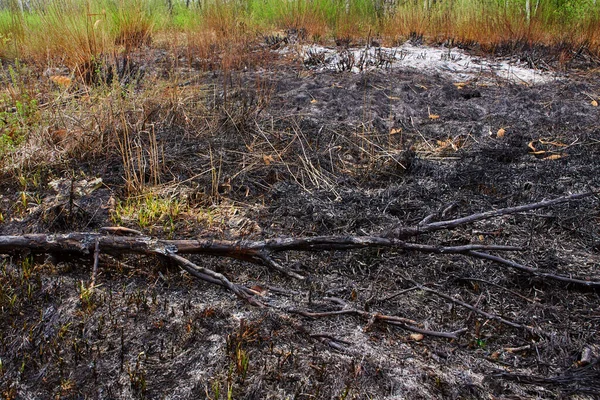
[311,334,352,353]
[0,233,521,255]
[289,298,466,339]
[456,277,538,303]
[99,226,143,236]
[413,283,539,335]
[310,333,353,352]
[382,321,468,339]
[90,239,100,289]
[418,202,458,226]
[257,253,306,280]
[468,251,600,288]
[492,359,600,395]
[0,193,597,309]
[372,286,420,304]
[310,333,352,345]
[385,192,594,239]
[165,253,263,306]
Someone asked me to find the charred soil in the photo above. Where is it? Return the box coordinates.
[1,43,599,399]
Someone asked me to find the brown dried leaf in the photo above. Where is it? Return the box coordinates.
[410,333,424,341]
[390,128,402,135]
[50,75,72,87]
[428,113,440,120]
[592,100,598,107]
[539,139,567,147]
[250,285,267,296]
[497,128,505,138]
[263,155,274,165]
[543,154,565,161]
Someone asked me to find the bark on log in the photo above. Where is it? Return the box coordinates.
[0,191,597,289]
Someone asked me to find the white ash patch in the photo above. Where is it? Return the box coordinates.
[295,43,554,85]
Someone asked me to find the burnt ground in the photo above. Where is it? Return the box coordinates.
[1,45,600,399]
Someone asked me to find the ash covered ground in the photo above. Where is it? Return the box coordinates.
[1,41,599,399]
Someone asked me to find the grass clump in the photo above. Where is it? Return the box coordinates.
[112,194,185,233]
[0,63,40,156]
[0,0,597,74]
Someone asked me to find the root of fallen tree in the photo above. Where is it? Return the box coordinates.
[1,191,598,342]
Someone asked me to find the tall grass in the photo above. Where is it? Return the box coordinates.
[0,0,598,66]
[0,0,158,67]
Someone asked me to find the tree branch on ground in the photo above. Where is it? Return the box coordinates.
[1,192,598,341]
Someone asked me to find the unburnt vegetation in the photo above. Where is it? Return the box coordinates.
[1,0,600,398]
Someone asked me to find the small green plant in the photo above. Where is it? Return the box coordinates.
[235,345,250,380]
[0,92,39,156]
[78,280,95,312]
[211,379,220,400]
[20,255,33,281]
[112,194,184,232]
[58,323,72,339]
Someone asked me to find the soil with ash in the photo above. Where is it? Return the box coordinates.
[1,43,600,399]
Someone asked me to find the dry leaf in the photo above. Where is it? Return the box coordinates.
[427,106,439,120]
[497,128,505,138]
[390,128,402,135]
[490,351,500,360]
[454,82,467,89]
[262,155,274,165]
[50,75,72,87]
[539,139,566,147]
[543,154,565,161]
[49,129,68,143]
[410,333,424,341]
[250,285,267,296]
[592,100,598,107]
[310,99,318,104]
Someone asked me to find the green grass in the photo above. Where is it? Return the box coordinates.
[0,0,598,66]
[112,194,185,232]
[0,63,40,156]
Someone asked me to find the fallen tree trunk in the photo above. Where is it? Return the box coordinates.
[0,192,598,288]
[0,232,522,262]
[1,191,598,340]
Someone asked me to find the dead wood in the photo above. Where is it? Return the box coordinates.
[468,251,600,288]
[0,192,597,288]
[491,359,600,395]
[0,192,598,341]
[412,282,539,335]
[384,191,594,238]
[288,297,467,339]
